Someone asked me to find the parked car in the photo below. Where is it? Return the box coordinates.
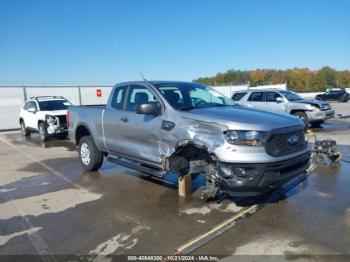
[315,89,349,102]
[232,89,334,127]
[68,81,310,198]
[19,96,71,141]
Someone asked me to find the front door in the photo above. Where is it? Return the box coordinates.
[106,84,164,165]
[265,92,286,113]
[25,101,39,129]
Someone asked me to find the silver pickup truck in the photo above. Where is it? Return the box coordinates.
[68,81,310,197]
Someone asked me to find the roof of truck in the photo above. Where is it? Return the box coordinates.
[115,80,204,86]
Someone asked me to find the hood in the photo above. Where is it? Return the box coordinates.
[181,105,304,131]
[292,99,331,110]
[41,110,68,116]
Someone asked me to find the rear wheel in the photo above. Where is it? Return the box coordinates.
[20,121,30,136]
[293,111,309,126]
[38,122,48,142]
[78,136,103,171]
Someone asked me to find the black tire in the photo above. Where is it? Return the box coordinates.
[78,135,103,171]
[293,111,309,126]
[38,122,48,142]
[310,120,324,127]
[20,121,30,136]
[342,96,349,102]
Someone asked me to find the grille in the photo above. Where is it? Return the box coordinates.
[320,104,331,111]
[57,115,67,128]
[266,129,306,156]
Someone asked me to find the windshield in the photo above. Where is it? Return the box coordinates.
[38,100,72,111]
[153,82,235,110]
[279,91,303,101]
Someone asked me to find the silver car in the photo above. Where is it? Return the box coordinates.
[232,89,335,126]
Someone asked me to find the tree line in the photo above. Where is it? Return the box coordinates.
[194,66,350,92]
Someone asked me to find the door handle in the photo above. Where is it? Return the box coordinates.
[120,116,128,123]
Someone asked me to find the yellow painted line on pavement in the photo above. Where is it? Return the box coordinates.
[175,204,259,255]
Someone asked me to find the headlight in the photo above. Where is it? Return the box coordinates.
[308,105,320,111]
[224,130,267,146]
[46,116,56,125]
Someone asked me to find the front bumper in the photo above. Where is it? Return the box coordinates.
[218,151,311,196]
[306,109,335,122]
[46,124,68,135]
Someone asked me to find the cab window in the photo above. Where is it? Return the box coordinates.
[126,85,158,111]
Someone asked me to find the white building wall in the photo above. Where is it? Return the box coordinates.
[211,83,287,98]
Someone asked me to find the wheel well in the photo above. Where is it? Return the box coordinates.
[290,109,306,115]
[167,144,213,174]
[37,120,45,129]
[75,125,91,145]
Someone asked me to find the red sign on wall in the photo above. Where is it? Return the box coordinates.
[96,89,102,97]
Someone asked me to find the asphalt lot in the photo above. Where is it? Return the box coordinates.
[0,102,349,260]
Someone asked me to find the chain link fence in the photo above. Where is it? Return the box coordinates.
[0,86,113,130]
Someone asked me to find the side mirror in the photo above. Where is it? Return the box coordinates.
[276,97,283,103]
[136,102,160,115]
[28,107,36,113]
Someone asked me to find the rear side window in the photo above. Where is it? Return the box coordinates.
[111,86,127,109]
[23,102,31,110]
[24,101,38,111]
[248,92,265,102]
[232,92,247,101]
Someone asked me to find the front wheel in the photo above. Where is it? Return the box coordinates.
[38,122,48,142]
[78,136,103,171]
[20,121,30,136]
[293,111,309,127]
[310,120,324,127]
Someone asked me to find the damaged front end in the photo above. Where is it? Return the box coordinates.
[166,123,311,200]
[45,115,68,135]
[197,151,311,199]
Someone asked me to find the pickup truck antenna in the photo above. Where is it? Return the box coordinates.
[140,73,147,82]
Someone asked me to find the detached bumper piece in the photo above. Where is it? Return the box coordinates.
[218,152,311,196]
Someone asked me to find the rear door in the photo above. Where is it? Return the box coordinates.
[326,91,337,100]
[103,85,128,153]
[246,91,267,110]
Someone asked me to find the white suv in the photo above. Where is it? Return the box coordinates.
[19,96,72,141]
